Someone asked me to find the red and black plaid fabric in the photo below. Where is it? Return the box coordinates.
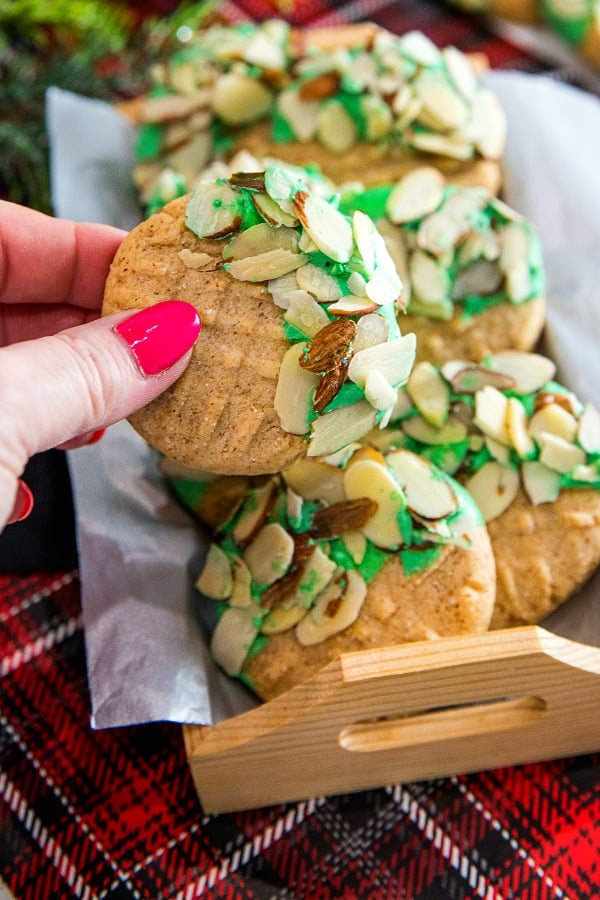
[2,1,599,897]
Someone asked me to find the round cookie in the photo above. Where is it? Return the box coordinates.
[365,351,600,627]
[131,20,507,213]
[340,168,547,365]
[103,167,413,475]
[195,447,495,701]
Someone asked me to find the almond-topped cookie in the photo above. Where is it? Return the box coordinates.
[194,446,495,700]
[364,351,600,627]
[102,165,415,474]
[340,168,547,364]
[130,20,507,213]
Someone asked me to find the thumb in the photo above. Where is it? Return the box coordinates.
[0,300,201,528]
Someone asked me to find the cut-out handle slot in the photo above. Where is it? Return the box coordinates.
[339,695,547,753]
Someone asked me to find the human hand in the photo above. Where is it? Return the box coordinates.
[0,201,201,531]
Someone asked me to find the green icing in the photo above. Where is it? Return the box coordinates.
[340,184,394,221]
[169,478,211,512]
[329,539,388,582]
[136,123,163,161]
[400,544,442,576]
[321,382,365,414]
[542,1,592,44]
[272,102,300,143]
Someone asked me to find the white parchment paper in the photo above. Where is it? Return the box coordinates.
[46,72,600,729]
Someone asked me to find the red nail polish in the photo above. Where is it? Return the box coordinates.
[85,428,106,446]
[114,300,201,376]
[7,479,34,525]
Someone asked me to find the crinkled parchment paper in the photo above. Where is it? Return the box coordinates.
[46,73,600,729]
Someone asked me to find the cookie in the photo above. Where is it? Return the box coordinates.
[365,350,600,626]
[130,20,507,213]
[340,167,547,364]
[103,166,414,474]
[195,446,495,700]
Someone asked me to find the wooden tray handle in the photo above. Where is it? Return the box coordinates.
[184,626,600,812]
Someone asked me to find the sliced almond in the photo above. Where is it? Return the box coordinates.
[361,94,393,141]
[443,45,477,100]
[268,271,299,309]
[440,359,473,383]
[195,544,233,600]
[343,458,405,548]
[260,604,307,635]
[353,313,390,352]
[229,558,253,609]
[327,295,380,316]
[529,404,578,444]
[386,167,446,224]
[407,361,450,428]
[414,72,469,132]
[570,464,600,482]
[185,181,242,239]
[253,191,299,227]
[578,403,600,453]
[506,397,535,459]
[243,522,295,587]
[317,100,358,153]
[400,30,441,66]
[342,530,368,565]
[210,606,258,676]
[232,478,277,545]
[521,461,561,506]
[313,363,348,413]
[224,223,299,261]
[277,88,321,141]
[473,385,510,445]
[402,414,468,446]
[296,570,367,646]
[485,436,512,466]
[308,401,378,457]
[275,342,319,435]
[364,265,403,307]
[486,351,555,395]
[286,486,304,524]
[364,369,398,411]
[472,88,507,159]
[410,131,474,161]
[227,247,305,281]
[283,458,346,505]
[299,70,341,100]
[290,546,337,608]
[178,248,213,269]
[293,191,354,262]
[284,291,331,338]
[505,262,531,304]
[295,263,341,303]
[311,497,378,538]
[451,259,503,299]
[498,222,530,272]
[465,461,520,522]
[449,366,515,394]
[409,250,451,305]
[386,449,458,520]
[212,72,273,124]
[538,433,586,474]
[348,334,416,390]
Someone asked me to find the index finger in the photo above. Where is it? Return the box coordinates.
[0,200,127,311]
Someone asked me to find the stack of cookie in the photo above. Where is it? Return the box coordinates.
[104,20,600,700]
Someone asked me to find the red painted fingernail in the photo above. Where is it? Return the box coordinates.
[85,428,106,445]
[7,479,34,525]
[114,300,201,376]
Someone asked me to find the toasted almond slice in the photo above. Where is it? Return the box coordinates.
[212,72,273,124]
[299,70,342,101]
[253,191,299,227]
[578,403,600,453]
[409,250,451,305]
[232,478,278,545]
[229,559,253,609]
[260,604,307,635]
[386,449,458,520]
[410,131,474,161]
[317,100,358,153]
[506,397,536,459]
[465,461,520,522]
[284,291,331,338]
[353,313,390,352]
[407,361,450,428]
[451,259,503,299]
[402,414,467,446]
[364,370,398,411]
[486,351,555,394]
[277,88,321,141]
[195,544,233,600]
[311,497,378,538]
[228,247,305,281]
[538,433,586,474]
[296,570,367,646]
[440,359,474,383]
[342,530,368,565]
[385,167,446,224]
[449,366,515,394]
[328,295,380,316]
[286,486,304,524]
[290,546,337,607]
[243,522,295,587]
[308,402,378,457]
[293,191,353,263]
[224,223,299,261]
[521,460,561,506]
[472,88,507,159]
[283,458,346,505]
[296,263,342,302]
[343,458,405,548]
[210,606,258,676]
[348,334,416,390]
[275,342,319,435]
[474,385,510,445]
[529,404,578,443]
[185,181,242,239]
[346,446,387,468]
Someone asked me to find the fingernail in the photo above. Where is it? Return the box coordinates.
[85,428,106,446]
[7,479,34,525]
[114,300,201,376]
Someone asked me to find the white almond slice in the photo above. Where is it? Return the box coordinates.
[277,88,321,141]
[443,45,477,100]
[243,522,295,587]
[348,334,417,390]
[253,192,299,227]
[400,30,441,66]
[538,433,586,474]
[274,343,319,435]
[505,261,531,304]
[317,100,358,153]
[410,131,474,161]
[178,248,213,269]
[283,458,346,506]
[385,167,446,225]
[294,193,354,263]
[268,271,299,309]
[486,351,555,394]
[402,415,468,446]
[521,460,561,505]
[376,220,411,308]
[485,436,512,467]
[351,313,389,352]
[389,387,413,422]
[498,222,530,272]
[347,271,368,298]
[243,31,287,70]
[296,263,342,302]
[407,361,450,428]
[212,72,273,124]
[364,266,403,307]
[395,96,424,131]
[286,486,304,524]
[570,464,600,482]
[472,88,507,159]
[290,547,338,608]
[232,478,277,545]
[284,291,331,338]
[342,530,368,565]
[465,461,520,522]
[260,604,307,636]
[227,248,306,282]
[474,385,510,445]
[264,167,302,216]
[364,369,398,411]
[224,223,299,261]
[210,606,258,676]
[296,570,367,646]
[578,403,600,453]
[414,73,469,132]
[321,442,363,468]
[229,559,253,609]
[529,404,578,444]
[409,250,451,305]
[352,210,377,275]
[440,359,474,383]
[386,449,458,520]
[185,181,241,238]
[506,397,536,459]
[343,458,405,548]
[361,94,393,141]
[308,402,378,458]
[195,544,233,600]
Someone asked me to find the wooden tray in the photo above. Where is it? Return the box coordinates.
[183,625,600,813]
